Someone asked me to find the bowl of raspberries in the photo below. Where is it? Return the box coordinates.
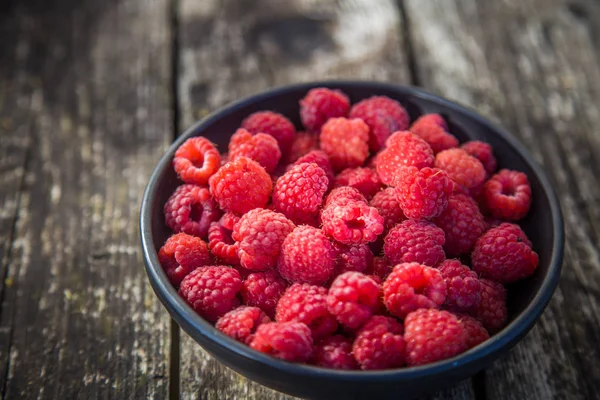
[140,81,563,399]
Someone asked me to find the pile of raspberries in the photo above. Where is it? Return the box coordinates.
[159,88,538,370]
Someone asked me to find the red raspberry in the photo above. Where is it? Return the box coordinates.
[173,137,221,185]
[220,212,240,231]
[232,209,295,271]
[472,223,539,283]
[208,222,240,265]
[241,270,288,318]
[471,278,507,333]
[276,283,338,339]
[320,117,370,171]
[461,140,497,176]
[334,168,383,199]
[433,194,485,256]
[333,243,374,275]
[179,266,242,322]
[383,263,446,319]
[383,220,446,267]
[327,272,380,330]
[300,88,350,132]
[250,322,313,362]
[349,96,410,152]
[404,309,468,366]
[324,186,367,208]
[158,233,211,286]
[228,128,281,173]
[164,184,222,239]
[369,188,406,230]
[375,132,434,185]
[321,200,384,245]
[352,316,406,370]
[241,111,296,156]
[277,226,337,285]
[435,148,486,189]
[216,306,270,345]
[438,259,481,312]
[393,166,453,219]
[482,169,532,221]
[292,150,335,188]
[410,114,458,154]
[289,131,318,162]
[366,256,393,281]
[209,157,272,215]
[456,314,490,349]
[311,335,357,370]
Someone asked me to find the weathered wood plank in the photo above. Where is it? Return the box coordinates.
[0,0,173,398]
[405,0,600,398]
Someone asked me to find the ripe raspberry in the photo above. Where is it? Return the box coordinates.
[164,184,222,239]
[334,168,383,199]
[383,220,446,267]
[220,212,240,231]
[321,200,384,245]
[438,259,481,312]
[472,223,539,283]
[435,148,486,189]
[369,188,406,230]
[352,316,406,370]
[327,272,380,330]
[461,140,497,176]
[241,111,296,156]
[333,243,374,275]
[179,266,242,322]
[383,263,446,319]
[300,88,350,132]
[349,96,410,152]
[393,167,453,219]
[216,306,270,345]
[320,117,370,171]
[277,226,337,285]
[311,335,357,370]
[433,194,485,256]
[410,114,458,154]
[366,256,393,281]
[276,283,338,339]
[159,233,211,286]
[228,128,281,173]
[209,157,272,215]
[482,169,532,221]
[455,314,490,349]
[208,222,240,265]
[173,137,221,185]
[324,186,367,208]
[471,278,507,333]
[404,309,468,366]
[289,131,318,162]
[375,132,434,185]
[241,270,288,318]
[250,322,313,362]
[292,150,335,188]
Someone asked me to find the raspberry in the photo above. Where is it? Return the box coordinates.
[455,314,489,349]
[349,96,410,152]
[369,188,406,230]
[276,283,338,339]
[320,117,370,171]
[216,306,270,345]
[383,220,446,267]
[311,335,357,370]
[220,212,240,231]
[241,111,296,156]
[471,278,507,333]
[321,200,384,245]
[324,186,367,208]
[273,163,329,224]
[333,243,374,275]
[250,322,313,362]
[164,184,222,239]
[179,266,242,322]
[277,226,337,285]
[410,114,458,154]
[209,157,272,215]
[241,270,288,318]
[158,233,211,286]
[208,222,240,265]
[228,128,281,173]
[438,259,481,312]
[461,140,497,176]
[334,168,383,199]
[327,272,380,330]
[375,132,434,185]
[435,148,486,190]
[300,88,350,132]
[393,167,453,219]
[367,256,393,281]
[352,316,406,370]
[433,194,485,256]
[382,263,446,319]
[404,309,468,366]
[292,150,335,188]
[482,169,532,221]
[289,131,318,162]
[472,223,539,283]
[173,137,221,185]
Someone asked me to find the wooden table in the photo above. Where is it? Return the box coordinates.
[1,0,599,398]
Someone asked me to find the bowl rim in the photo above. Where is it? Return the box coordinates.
[140,80,564,381]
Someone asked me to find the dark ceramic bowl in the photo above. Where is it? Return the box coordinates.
[140,81,564,400]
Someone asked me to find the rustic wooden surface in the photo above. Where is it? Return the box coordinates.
[1,0,600,399]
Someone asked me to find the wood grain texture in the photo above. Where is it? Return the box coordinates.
[0,0,173,398]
